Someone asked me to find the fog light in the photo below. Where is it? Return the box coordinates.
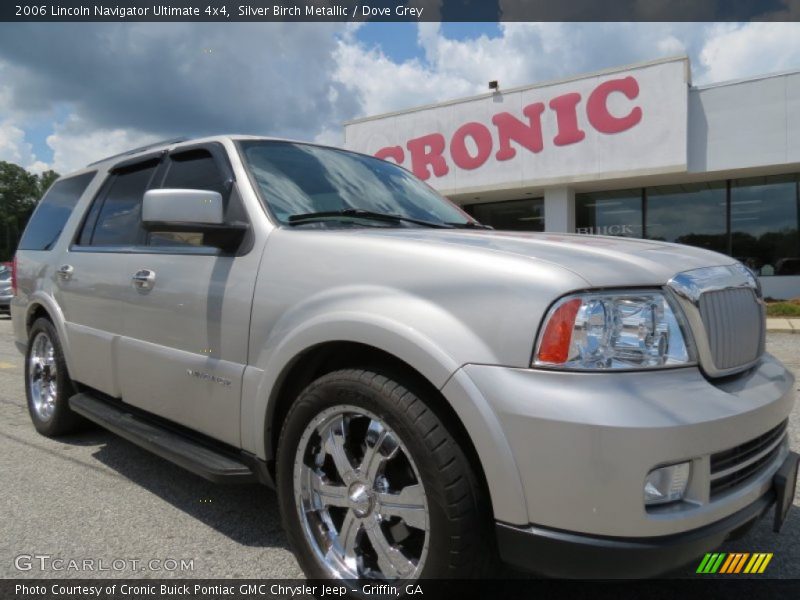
[644,462,691,505]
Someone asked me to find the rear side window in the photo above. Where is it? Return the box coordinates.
[17,172,95,251]
[84,164,157,247]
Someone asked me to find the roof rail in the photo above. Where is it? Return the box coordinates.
[86,137,189,167]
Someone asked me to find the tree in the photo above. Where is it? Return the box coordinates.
[38,169,60,197]
[0,162,60,261]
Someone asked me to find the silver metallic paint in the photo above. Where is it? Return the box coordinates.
[454,353,794,534]
[10,135,796,534]
[142,188,224,225]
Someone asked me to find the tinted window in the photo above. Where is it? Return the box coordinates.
[90,165,156,246]
[465,198,544,231]
[731,174,799,275]
[645,182,728,253]
[576,190,642,237]
[18,172,95,251]
[0,265,9,281]
[162,150,227,196]
[573,175,800,275]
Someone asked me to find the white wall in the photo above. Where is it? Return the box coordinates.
[544,187,575,232]
[345,57,689,196]
[761,276,800,301]
[688,71,800,173]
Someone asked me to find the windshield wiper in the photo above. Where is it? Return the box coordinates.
[287,208,452,228]
[446,221,493,230]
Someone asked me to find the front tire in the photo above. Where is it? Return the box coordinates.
[25,317,83,437]
[277,368,491,582]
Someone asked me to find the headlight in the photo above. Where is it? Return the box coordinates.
[533,290,694,370]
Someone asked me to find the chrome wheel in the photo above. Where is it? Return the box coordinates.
[28,331,58,421]
[293,405,429,580]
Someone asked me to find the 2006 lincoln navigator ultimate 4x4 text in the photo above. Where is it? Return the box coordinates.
[10,136,798,581]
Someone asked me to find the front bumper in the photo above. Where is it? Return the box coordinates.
[496,486,777,578]
[444,352,795,539]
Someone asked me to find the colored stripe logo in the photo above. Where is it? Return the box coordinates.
[696,552,773,574]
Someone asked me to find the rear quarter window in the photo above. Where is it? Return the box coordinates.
[17,172,96,251]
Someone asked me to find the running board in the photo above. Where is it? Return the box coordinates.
[69,393,257,484]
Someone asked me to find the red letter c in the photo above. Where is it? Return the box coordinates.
[374,146,405,164]
[587,76,642,134]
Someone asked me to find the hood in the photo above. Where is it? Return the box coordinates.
[332,228,735,288]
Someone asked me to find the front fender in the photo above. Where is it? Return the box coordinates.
[240,286,530,524]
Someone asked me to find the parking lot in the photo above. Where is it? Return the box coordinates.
[0,315,798,579]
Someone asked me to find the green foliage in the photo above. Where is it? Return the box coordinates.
[38,169,60,196]
[0,161,60,261]
[766,299,800,317]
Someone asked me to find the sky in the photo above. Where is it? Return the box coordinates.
[2,21,800,174]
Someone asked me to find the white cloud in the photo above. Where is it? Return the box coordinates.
[332,34,478,117]
[698,22,800,83]
[0,119,47,173]
[314,125,345,147]
[45,115,161,174]
[0,23,358,140]
[333,23,708,120]
[333,21,800,123]
[656,35,687,57]
[0,61,48,172]
[5,21,800,174]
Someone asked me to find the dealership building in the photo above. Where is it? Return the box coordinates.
[344,56,800,299]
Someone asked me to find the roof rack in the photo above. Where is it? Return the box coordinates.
[86,137,189,167]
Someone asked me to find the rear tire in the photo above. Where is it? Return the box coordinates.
[277,368,492,583]
[25,317,84,437]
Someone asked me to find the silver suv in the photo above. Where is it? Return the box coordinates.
[10,136,798,581]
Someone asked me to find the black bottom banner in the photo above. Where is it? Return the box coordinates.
[4,579,800,600]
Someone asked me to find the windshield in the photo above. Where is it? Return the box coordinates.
[239,140,474,227]
[0,266,9,281]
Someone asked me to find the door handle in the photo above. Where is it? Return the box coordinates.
[56,264,74,281]
[131,269,156,290]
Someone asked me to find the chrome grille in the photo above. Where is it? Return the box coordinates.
[667,264,765,378]
[710,420,787,498]
[698,287,765,371]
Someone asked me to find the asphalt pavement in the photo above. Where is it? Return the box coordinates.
[0,315,798,579]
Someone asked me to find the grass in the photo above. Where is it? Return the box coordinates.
[765,297,800,318]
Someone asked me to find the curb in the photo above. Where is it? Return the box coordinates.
[766,318,799,334]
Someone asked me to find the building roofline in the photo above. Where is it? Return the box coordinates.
[692,66,800,90]
[343,55,690,126]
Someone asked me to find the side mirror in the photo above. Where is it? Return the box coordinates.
[142,188,224,225]
[142,188,247,253]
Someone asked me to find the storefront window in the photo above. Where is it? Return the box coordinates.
[576,190,642,237]
[467,174,800,276]
[465,197,544,231]
[731,175,800,276]
[645,182,728,253]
